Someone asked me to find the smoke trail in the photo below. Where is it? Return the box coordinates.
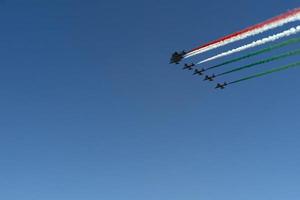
[204,37,300,71]
[228,61,300,85]
[185,9,300,58]
[215,49,300,77]
[198,25,300,64]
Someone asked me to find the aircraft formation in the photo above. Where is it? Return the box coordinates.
[169,8,300,89]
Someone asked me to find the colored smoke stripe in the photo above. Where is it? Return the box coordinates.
[185,8,300,58]
[204,37,300,71]
[198,25,300,64]
[228,61,300,85]
[216,49,300,77]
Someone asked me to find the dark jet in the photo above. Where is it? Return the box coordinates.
[183,63,195,70]
[204,74,216,81]
[193,68,205,76]
[215,82,227,89]
[170,51,186,64]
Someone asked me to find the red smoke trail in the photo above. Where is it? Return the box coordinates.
[186,8,300,57]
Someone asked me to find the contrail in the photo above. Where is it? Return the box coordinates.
[184,8,300,58]
[214,49,300,78]
[198,25,300,64]
[204,37,300,71]
[228,61,300,85]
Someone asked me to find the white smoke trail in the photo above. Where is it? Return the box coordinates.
[197,25,300,64]
[184,13,300,59]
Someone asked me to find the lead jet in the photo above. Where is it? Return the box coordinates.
[215,82,227,89]
[183,63,195,70]
[193,68,205,76]
[204,74,216,81]
[170,51,186,64]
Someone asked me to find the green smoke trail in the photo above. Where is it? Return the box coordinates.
[216,49,300,77]
[228,61,300,85]
[204,37,300,71]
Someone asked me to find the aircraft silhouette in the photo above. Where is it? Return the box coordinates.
[170,51,186,64]
[215,82,227,89]
[204,74,216,81]
[193,68,205,75]
[183,63,195,70]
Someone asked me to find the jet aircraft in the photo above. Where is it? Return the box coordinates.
[215,82,227,89]
[170,51,186,64]
[193,68,205,75]
[183,63,195,70]
[204,74,216,81]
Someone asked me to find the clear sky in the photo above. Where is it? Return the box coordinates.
[0,1,300,200]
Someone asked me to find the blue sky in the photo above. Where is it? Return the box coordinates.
[0,1,300,200]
